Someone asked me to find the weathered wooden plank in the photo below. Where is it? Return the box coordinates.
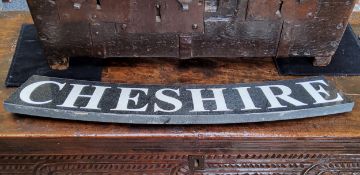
[92,22,179,58]
[277,0,357,58]
[57,0,97,22]
[246,0,282,20]
[193,20,282,57]
[127,0,204,33]
[26,0,65,69]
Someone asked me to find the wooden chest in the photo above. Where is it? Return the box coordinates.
[26,0,356,70]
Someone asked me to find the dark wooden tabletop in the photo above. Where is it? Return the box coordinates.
[0,12,359,175]
[0,11,360,140]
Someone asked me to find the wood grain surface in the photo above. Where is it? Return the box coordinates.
[0,11,360,175]
[0,11,359,138]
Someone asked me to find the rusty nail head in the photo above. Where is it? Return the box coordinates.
[121,24,127,30]
[73,3,81,9]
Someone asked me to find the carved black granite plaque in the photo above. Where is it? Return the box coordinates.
[4,75,354,124]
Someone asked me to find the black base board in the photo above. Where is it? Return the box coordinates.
[5,24,103,87]
[275,25,360,76]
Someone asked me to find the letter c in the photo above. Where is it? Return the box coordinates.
[20,81,66,105]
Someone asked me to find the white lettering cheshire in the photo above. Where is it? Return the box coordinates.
[7,76,353,124]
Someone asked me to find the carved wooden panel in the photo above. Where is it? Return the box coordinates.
[0,153,359,174]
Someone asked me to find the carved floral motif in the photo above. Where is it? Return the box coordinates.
[0,154,358,174]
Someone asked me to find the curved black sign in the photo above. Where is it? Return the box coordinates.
[4,75,354,124]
